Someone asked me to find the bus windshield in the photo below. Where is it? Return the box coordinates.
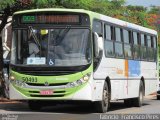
[11,28,91,66]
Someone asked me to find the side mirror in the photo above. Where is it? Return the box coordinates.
[93,32,99,58]
[93,32,103,58]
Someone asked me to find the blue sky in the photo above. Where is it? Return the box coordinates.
[126,0,160,7]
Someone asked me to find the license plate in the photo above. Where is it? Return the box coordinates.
[40,90,53,95]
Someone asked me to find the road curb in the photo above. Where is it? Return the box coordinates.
[0,97,11,102]
[0,97,19,103]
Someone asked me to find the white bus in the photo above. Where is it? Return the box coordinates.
[9,9,158,113]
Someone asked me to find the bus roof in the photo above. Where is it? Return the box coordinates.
[14,8,157,35]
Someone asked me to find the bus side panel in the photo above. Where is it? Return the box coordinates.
[94,57,129,100]
[140,61,158,95]
[125,60,141,98]
[93,79,105,101]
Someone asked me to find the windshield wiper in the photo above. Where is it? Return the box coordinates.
[28,26,41,48]
[54,26,70,45]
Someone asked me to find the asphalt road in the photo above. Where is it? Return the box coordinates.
[0,95,160,120]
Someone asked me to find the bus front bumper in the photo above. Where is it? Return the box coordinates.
[9,82,94,101]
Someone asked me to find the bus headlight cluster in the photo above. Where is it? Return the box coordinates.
[10,76,26,87]
[14,80,26,87]
[66,73,91,88]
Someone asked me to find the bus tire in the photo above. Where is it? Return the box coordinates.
[133,81,144,107]
[28,100,42,111]
[94,82,109,113]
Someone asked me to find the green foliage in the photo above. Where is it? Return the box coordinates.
[137,12,149,27]
[31,0,56,8]
[148,7,159,14]
[88,0,126,17]
[110,0,125,9]
[89,0,111,15]
[127,5,147,12]
[0,0,15,10]
[60,0,92,9]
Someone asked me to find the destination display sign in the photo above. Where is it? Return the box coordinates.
[21,14,80,24]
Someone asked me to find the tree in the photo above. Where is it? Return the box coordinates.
[127,5,147,12]
[148,6,159,14]
[0,0,32,97]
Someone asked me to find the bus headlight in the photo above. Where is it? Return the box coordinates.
[67,82,76,88]
[15,80,26,87]
[76,80,83,85]
[66,73,91,88]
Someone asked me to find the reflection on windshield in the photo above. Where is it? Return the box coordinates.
[11,28,91,66]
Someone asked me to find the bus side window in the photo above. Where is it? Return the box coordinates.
[140,34,147,61]
[104,25,115,57]
[133,31,140,60]
[147,35,154,61]
[153,36,157,61]
[123,29,132,59]
[115,27,123,58]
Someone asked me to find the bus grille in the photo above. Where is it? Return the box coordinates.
[26,82,68,86]
[29,90,66,97]
[30,95,65,97]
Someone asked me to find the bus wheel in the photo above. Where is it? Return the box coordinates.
[95,82,109,113]
[133,81,144,107]
[28,100,42,111]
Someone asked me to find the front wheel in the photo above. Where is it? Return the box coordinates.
[94,82,109,113]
